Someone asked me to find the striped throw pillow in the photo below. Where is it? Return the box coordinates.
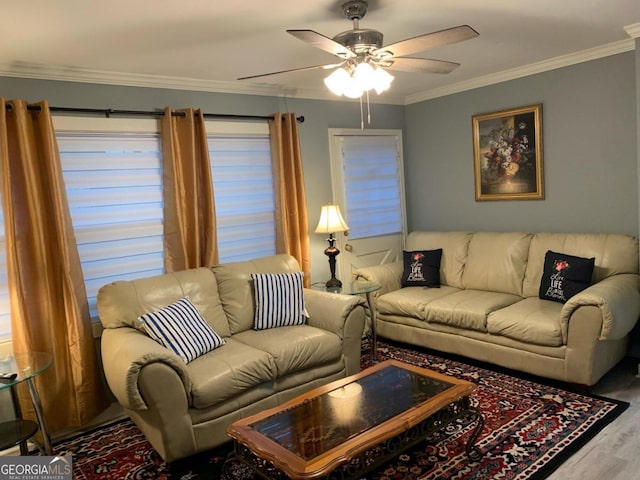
[139,297,225,363]
[251,272,307,330]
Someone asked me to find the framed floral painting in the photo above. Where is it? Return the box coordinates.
[472,104,544,201]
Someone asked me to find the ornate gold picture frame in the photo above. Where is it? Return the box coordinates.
[472,104,544,201]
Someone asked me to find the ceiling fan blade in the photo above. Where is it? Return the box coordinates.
[287,29,356,59]
[238,62,343,81]
[373,25,479,58]
[384,57,460,74]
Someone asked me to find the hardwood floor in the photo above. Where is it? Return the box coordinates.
[547,356,640,479]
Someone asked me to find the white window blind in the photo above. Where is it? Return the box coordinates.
[208,135,276,263]
[340,135,403,239]
[58,130,165,319]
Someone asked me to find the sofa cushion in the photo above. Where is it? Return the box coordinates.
[425,290,522,332]
[405,231,472,288]
[487,298,564,347]
[186,338,275,408]
[462,232,532,296]
[377,286,461,320]
[232,325,342,378]
[539,251,595,303]
[401,249,442,287]
[213,254,302,334]
[139,297,226,363]
[251,272,307,329]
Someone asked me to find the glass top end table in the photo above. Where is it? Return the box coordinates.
[0,351,53,455]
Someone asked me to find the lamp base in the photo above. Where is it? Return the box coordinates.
[325,277,343,292]
[323,234,343,292]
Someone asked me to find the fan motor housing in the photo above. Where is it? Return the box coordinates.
[333,29,383,53]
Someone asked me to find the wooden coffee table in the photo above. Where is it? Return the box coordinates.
[224,359,484,479]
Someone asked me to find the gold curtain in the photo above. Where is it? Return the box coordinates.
[161,107,218,271]
[269,113,311,286]
[0,99,109,432]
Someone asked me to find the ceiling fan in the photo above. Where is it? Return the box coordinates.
[238,0,479,99]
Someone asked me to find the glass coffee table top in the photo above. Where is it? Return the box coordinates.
[251,364,454,460]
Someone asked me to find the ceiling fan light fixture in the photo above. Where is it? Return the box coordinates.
[353,61,376,91]
[324,62,394,98]
[342,75,365,99]
[372,66,394,94]
[324,67,351,96]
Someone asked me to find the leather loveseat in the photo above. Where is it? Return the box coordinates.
[354,231,640,387]
[97,254,366,462]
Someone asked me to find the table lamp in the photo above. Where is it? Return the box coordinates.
[315,204,350,290]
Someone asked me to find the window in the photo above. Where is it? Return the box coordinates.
[206,121,276,263]
[0,116,278,342]
[338,135,403,239]
[56,117,165,320]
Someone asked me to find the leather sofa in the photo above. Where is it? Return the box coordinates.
[97,254,366,462]
[354,231,640,387]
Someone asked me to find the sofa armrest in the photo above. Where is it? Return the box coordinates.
[353,261,403,299]
[304,289,366,375]
[304,289,365,337]
[561,274,640,340]
[101,327,192,410]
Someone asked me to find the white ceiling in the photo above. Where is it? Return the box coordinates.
[2,0,639,105]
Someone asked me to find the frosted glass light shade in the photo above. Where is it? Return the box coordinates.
[373,67,394,94]
[315,205,350,234]
[324,68,350,96]
[353,62,376,91]
[324,63,395,98]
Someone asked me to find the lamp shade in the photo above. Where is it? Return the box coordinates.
[315,204,349,234]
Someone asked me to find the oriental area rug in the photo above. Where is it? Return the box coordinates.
[49,340,628,480]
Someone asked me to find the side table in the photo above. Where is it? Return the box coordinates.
[312,281,382,361]
[0,351,53,455]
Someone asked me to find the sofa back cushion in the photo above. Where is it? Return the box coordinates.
[462,232,532,296]
[97,267,231,337]
[522,233,640,298]
[212,254,302,334]
[405,231,472,288]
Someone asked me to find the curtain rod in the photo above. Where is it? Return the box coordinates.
[4,104,304,123]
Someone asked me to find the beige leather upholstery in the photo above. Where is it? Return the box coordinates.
[462,232,531,296]
[355,231,640,386]
[98,254,366,462]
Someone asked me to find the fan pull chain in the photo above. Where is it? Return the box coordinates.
[366,91,371,125]
[359,95,364,130]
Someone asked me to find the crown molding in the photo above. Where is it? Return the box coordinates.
[0,61,406,105]
[624,23,640,38]
[404,38,635,105]
[0,37,634,107]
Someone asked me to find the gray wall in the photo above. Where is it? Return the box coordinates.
[0,77,405,282]
[404,51,638,237]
